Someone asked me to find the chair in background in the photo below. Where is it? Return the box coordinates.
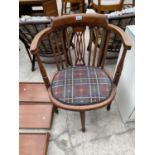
[87,7,135,59]
[123,0,135,8]
[90,0,125,13]
[61,0,85,15]
[107,10,134,58]
[30,14,131,132]
[19,0,58,17]
[19,16,57,71]
[61,0,86,50]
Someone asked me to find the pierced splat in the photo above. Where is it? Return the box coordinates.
[31,14,131,89]
[72,27,86,66]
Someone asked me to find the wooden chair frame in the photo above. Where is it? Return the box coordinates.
[87,12,135,59]
[19,0,58,16]
[61,0,85,15]
[91,0,125,13]
[107,12,134,58]
[30,14,131,132]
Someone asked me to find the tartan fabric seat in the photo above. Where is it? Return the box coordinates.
[51,66,112,105]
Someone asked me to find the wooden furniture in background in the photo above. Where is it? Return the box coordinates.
[87,10,135,59]
[107,12,134,58]
[91,0,124,13]
[19,103,53,129]
[123,0,135,8]
[19,82,51,102]
[19,0,58,16]
[88,0,92,7]
[30,14,131,132]
[19,133,49,155]
[19,17,55,71]
[42,0,58,16]
[61,0,85,15]
[19,82,54,129]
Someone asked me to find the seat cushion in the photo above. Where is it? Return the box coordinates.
[93,0,121,5]
[51,66,112,106]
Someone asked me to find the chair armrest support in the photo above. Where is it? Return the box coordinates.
[108,24,132,86]
[108,24,131,50]
[30,27,51,55]
[30,27,52,89]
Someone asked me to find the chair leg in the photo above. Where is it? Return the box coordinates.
[53,105,58,114]
[107,102,112,111]
[80,111,86,132]
[25,48,32,63]
[32,55,35,71]
[54,107,59,114]
[51,105,58,127]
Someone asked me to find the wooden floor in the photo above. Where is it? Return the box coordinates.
[19,133,49,155]
[19,103,53,129]
[19,82,50,103]
[19,83,53,155]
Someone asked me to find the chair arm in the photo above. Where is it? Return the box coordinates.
[30,27,51,55]
[108,24,131,50]
[108,24,132,86]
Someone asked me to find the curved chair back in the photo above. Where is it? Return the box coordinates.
[30,14,131,88]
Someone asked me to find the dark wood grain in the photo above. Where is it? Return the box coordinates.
[43,0,58,16]
[19,103,53,129]
[19,0,58,16]
[19,133,49,155]
[19,0,45,5]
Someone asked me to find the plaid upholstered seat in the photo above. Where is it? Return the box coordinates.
[51,66,112,105]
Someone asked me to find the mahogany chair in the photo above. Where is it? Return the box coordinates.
[30,14,131,132]
[91,0,124,13]
[61,0,85,15]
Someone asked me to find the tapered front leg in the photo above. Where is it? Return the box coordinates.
[50,105,58,128]
[107,102,112,111]
[54,105,59,114]
[80,111,86,132]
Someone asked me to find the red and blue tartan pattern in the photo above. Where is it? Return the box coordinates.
[51,66,112,105]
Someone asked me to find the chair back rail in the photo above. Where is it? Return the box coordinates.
[30,14,131,89]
